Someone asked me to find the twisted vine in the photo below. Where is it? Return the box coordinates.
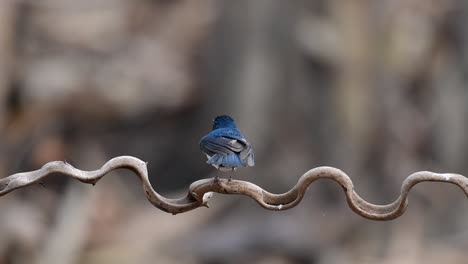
[0,156,466,220]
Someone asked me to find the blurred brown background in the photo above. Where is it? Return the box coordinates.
[0,0,467,263]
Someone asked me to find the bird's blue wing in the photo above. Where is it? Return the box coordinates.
[199,135,244,156]
[200,127,255,168]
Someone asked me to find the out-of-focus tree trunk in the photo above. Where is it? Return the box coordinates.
[0,2,15,130]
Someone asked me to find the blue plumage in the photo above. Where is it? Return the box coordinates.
[200,115,254,172]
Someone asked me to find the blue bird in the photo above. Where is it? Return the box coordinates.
[200,115,254,178]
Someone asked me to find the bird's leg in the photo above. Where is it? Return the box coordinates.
[214,170,219,182]
[228,167,236,181]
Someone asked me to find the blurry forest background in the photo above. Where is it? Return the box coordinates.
[0,0,467,263]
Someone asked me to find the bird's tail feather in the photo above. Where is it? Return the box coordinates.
[239,146,255,167]
[207,154,243,167]
[245,152,254,166]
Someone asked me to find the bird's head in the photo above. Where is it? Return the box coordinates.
[212,115,237,129]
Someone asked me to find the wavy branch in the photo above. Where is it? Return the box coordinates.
[0,156,467,220]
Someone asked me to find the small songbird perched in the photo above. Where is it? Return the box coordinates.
[200,115,254,178]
